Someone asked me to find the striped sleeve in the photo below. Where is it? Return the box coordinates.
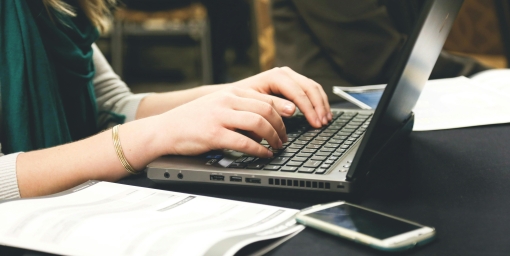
[0,152,22,200]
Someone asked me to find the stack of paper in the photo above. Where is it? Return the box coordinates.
[0,181,303,256]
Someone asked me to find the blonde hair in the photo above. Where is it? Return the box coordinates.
[42,0,116,33]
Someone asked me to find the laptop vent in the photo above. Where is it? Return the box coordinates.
[268,178,330,189]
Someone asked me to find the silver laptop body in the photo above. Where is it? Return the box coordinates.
[146,0,464,193]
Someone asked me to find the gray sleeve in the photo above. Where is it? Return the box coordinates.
[92,44,153,128]
[0,152,22,200]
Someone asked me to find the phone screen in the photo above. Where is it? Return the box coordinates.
[306,204,422,240]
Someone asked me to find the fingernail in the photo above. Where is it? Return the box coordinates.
[316,118,321,126]
[283,103,295,115]
[267,150,274,158]
[278,139,283,149]
[322,117,328,124]
[328,112,333,120]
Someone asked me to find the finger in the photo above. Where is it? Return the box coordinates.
[239,131,263,143]
[264,68,322,127]
[228,95,288,143]
[229,87,296,117]
[217,130,273,158]
[224,110,283,150]
[281,67,331,123]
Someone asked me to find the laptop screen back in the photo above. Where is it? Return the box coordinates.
[347,0,464,180]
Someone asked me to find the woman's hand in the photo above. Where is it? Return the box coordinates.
[155,86,289,158]
[232,67,332,128]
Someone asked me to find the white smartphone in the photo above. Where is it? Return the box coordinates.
[295,201,435,252]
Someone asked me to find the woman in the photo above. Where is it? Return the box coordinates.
[0,0,331,199]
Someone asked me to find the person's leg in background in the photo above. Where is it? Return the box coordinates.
[272,0,405,102]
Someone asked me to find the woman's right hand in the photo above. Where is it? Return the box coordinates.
[154,86,291,158]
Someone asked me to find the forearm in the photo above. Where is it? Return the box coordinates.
[16,116,161,198]
[135,84,228,119]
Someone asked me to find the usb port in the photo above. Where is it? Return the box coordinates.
[230,176,242,182]
[245,178,261,184]
[210,175,224,181]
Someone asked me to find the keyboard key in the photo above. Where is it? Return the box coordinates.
[288,144,304,149]
[301,149,317,153]
[315,168,328,174]
[311,156,327,161]
[331,152,342,157]
[298,136,314,141]
[246,164,264,169]
[291,156,308,162]
[269,157,290,165]
[321,163,332,168]
[281,148,299,154]
[316,151,331,156]
[328,139,343,144]
[298,167,315,173]
[279,152,295,157]
[296,153,312,158]
[310,140,326,145]
[321,148,335,152]
[324,143,339,148]
[306,144,322,149]
[301,133,318,139]
[264,165,281,171]
[303,160,322,168]
[281,166,298,172]
[228,163,246,168]
[286,161,303,167]
[234,157,246,163]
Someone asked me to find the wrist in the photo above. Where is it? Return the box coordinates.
[117,116,163,170]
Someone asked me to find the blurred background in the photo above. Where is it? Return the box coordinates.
[96,0,510,98]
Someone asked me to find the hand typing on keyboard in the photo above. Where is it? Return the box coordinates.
[152,67,332,159]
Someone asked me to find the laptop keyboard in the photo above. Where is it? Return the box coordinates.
[225,110,372,175]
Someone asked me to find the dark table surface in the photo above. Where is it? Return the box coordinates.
[3,102,510,256]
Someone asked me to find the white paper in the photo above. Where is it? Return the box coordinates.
[0,181,303,256]
[413,76,510,131]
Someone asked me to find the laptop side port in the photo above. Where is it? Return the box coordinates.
[230,176,242,182]
[210,175,225,181]
[245,178,261,184]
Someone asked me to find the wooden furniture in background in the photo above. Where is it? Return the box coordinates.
[111,4,213,84]
[253,0,275,72]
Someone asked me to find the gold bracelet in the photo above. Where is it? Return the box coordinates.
[112,124,141,175]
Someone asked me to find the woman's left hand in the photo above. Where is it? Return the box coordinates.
[231,67,332,128]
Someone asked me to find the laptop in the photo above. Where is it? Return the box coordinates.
[147,0,464,193]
